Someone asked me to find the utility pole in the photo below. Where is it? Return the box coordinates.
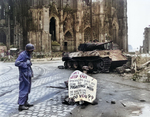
[90,0,93,41]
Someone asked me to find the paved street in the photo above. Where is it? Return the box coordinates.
[68,73,150,117]
[1,60,150,117]
[0,60,75,117]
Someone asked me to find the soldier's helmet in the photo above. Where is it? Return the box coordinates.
[25,43,34,51]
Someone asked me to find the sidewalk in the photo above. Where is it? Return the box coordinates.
[0,57,62,63]
[31,57,62,63]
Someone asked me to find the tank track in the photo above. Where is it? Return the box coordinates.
[63,57,112,73]
[100,57,111,72]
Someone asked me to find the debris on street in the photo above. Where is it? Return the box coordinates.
[58,65,65,69]
[140,100,146,102]
[46,86,67,89]
[62,96,75,105]
[119,53,150,82]
[121,102,126,107]
[64,81,68,88]
[111,100,116,104]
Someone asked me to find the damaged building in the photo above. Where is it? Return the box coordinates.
[0,0,128,55]
[142,27,150,53]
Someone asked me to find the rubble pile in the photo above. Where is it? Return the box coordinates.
[116,55,132,74]
[121,54,150,82]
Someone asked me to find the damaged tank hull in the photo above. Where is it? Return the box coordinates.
[62,41,127,72]
[110,60,128,70]
[63,56,111,72]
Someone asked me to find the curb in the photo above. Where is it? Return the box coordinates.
[31,57,62,63]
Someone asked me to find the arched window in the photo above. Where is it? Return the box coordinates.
[0,3,5,19]
[49,17,56,41]
[84,27,91,42]
[65,31,72,40]
[64,31,74,51]
[0,31,6,45]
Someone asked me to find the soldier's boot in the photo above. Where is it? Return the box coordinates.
[18,105,29,111]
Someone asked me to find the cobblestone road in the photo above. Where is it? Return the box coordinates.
[2,60,150,117]
[0,61,76,117]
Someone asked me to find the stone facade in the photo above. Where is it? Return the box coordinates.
[0,0,128,54]
[143,27,150,53]
[0,0,23,50]
[0,0,11,49]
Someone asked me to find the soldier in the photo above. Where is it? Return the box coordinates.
[15,43,34,111]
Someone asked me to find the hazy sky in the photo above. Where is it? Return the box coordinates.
[127,0,150,49]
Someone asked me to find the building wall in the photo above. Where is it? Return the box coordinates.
[143,27,150,53]
[27,0,128,53]
[0,0,11,49]
[2,0,128,54]
[28,31,51,53]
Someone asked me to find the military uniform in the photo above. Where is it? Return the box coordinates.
[15,43,34,111]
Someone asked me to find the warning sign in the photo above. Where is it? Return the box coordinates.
[68,70,97,103]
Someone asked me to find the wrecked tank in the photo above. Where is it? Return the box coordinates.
[62,41,128,72]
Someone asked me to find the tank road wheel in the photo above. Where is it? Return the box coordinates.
[98,60,104,70]
[97,59,105,71]
[67,61,72,69]
[73,61,78,69]
[97,58,111,72]
[88,62,94,71]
